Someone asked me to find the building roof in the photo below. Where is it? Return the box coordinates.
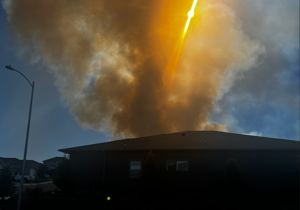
[0,157,41,167]
[58,131,300,154]
[43,157,65,163]
[0,157,21,167]
[26,160,42,166]
[0,157,20,163]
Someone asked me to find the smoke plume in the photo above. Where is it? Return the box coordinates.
[3,0,264,138]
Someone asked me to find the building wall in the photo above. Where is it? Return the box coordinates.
[29,168,36,177]
[70,152,104,191]
[70,150,299,195]
[154,150,299,193]
[17,165,36,177]
[3,162,21,173]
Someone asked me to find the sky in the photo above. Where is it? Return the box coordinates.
[0,0,299,163]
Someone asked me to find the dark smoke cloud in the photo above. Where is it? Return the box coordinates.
[3,0,264,138]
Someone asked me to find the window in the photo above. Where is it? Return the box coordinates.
[167,160,188,171]
[130,161,141,178]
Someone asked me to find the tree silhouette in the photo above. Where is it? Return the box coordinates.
[223,157,241,187]
[222,157,242,203]
[295,154,299,187]
[138,150,163,201]
[53,157,75,194]
[36,164,49,180]
[141,150,160,176]
[0,166,16,200]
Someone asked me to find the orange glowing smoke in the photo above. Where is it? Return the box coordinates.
[163,0,198,89]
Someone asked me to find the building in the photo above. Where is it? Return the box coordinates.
[58,131,299,200]
[0,157,42,177]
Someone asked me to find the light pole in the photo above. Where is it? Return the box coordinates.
[4,65,35,210]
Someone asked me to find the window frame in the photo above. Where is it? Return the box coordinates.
[166,159,189,171]
[129,160,142,179]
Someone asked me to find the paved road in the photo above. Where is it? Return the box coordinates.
[13,181,58,195]
[13,181,53,186]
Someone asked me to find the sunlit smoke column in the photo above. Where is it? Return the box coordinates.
[163,0,198,88]
[184,0,198,33]
[3,0,265,137]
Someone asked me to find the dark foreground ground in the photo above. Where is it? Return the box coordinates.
[0,189,298,210]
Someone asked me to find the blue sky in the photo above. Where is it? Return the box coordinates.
[208,0,299,141]
[0,0,299,163]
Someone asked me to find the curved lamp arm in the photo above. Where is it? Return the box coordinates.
[5,65,33,87]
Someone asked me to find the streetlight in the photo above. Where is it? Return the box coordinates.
[4,65,35,210]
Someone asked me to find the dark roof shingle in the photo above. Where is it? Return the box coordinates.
[58,131,300,154]
[0,157,41,167]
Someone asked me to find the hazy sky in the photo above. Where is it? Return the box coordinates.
[0,0,299,163]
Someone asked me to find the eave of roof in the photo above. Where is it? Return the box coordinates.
[58,131,300,154]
